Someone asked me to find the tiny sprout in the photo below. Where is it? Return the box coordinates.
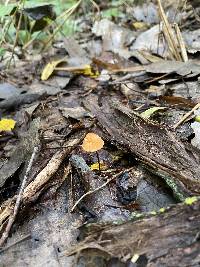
[82,132,104,171]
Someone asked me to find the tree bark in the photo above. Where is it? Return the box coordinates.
[67,199,200,267]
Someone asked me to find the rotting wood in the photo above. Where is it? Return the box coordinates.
[85,95,200,199]
[65,198,200,266]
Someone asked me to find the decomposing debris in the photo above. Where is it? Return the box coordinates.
[1,1,200,266]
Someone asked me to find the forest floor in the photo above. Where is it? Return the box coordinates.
[0,1,200,266]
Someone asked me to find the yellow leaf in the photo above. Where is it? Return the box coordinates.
[41,59,67,81]
[74,64,99,78]
[90,161,107,171]
[0,118,16,132]
[132,21,148,30]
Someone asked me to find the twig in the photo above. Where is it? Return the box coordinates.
[7,0,25,68]
[22,138,79,202]
[0,234,31,253]
[174,23,188,62]
[110,66,145,73]
[0,146,39,248]
[70,168,133,212]
[0,136,81,228]
[96,151,101,171]
[42,0,82,51]
[89,0,100,18]
[157,0,182,61]
[174,103,200,129]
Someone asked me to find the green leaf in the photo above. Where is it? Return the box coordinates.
[61,19,79,36]
[141,107,166,119]
[195,115,200,123]
[0,4,16,17]
[0,47,6,57]
[102,8,121,18]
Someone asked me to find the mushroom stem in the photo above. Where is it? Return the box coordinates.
[96,151,101,171]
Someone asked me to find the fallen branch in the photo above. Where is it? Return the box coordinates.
[22,137,79,202]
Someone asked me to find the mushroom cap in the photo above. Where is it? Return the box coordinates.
[82,132,104,152]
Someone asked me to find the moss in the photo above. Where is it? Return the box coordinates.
[184,196,198,205]
[159,207,165,213]
[164,177,185,201]
[130,212,144,220]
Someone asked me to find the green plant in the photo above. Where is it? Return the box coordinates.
[0,0,81,53]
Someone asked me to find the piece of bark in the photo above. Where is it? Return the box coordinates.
[85,96,200,198]
[66,198,200,267]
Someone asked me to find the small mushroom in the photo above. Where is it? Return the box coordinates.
[82,132,104,171]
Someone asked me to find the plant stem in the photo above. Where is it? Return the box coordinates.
[96,151,101,171]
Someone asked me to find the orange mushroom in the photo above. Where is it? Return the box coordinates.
[82,133,104,171]
[82,133,104,152]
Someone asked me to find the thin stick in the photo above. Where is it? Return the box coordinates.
[42,0,82,51]
[0,234,31,253]
[70,168,133,212]
[174,103,200,129]
[54,65,88,72]
[23,0,82,50]
[157,0,182,61]
[0,146,39,248]
[96,151,101,171]
[89,0,100,18]
[0,137,80,227]
[174,23,188,62]
[7,0,25,68]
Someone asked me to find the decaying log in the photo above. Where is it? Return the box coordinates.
[85,96,200,199]
[66,198,200,267]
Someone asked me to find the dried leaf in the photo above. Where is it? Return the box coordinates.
[82,133,104,152]
[0,118,16,132]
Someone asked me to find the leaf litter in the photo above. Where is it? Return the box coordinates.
[1,1,200,266]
